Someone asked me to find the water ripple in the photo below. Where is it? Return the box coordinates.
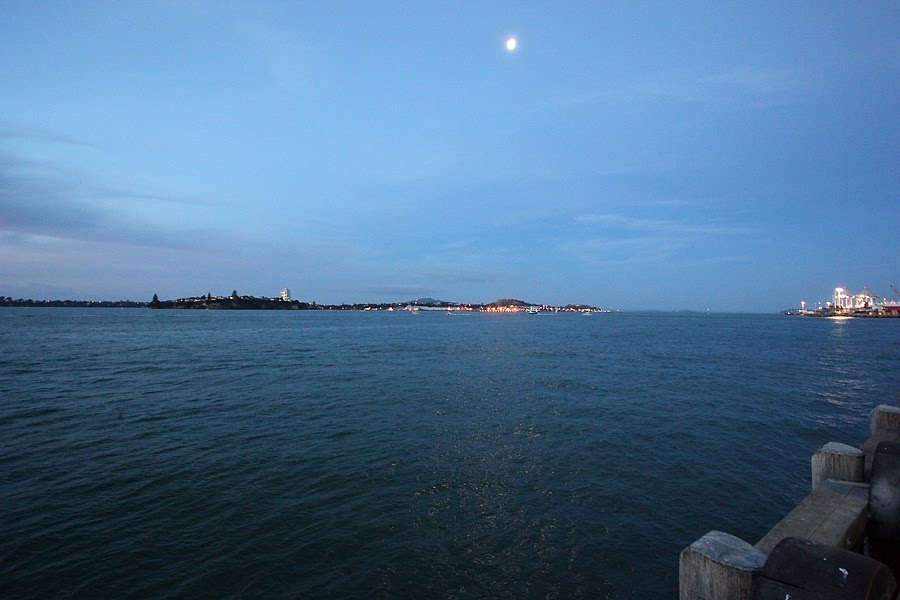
[0,310,897,598]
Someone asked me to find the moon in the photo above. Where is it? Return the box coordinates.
[505,37,517,52]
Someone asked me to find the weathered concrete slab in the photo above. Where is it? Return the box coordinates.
[755,480,869,555]
[679,530,766,600]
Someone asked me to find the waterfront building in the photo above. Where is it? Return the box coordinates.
[832,287,878,312]
[280,288,291,301]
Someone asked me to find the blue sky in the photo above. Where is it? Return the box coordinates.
[1,1,897,311]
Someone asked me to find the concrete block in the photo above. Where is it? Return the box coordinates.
[811,442,865,490]
[679,530,766,600]
[752,536,897,600]
[862,430,900,477]
[870,441,900,541]
[871,404,900,435]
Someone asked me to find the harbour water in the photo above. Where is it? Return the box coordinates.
[1,309,898,598]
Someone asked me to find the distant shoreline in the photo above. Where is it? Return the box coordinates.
[1,294,607,313]
[0,298,147,308]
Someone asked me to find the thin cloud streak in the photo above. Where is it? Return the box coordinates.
[0,150,213,250]
[0,122,94,147]
[576,213,755,236]
[354,286,438,299]
[546,64,811,112]
[564,236,685,266]
[566,209,761,268]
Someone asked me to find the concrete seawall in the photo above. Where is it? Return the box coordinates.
[680,404,900,599]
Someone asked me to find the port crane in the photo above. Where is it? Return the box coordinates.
[860,286,900,304]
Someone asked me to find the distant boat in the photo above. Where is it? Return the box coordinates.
[525,306,540,314]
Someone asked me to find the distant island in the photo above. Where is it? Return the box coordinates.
[149,291,313,310]
[2,291,609,313]
[148,292,608,313]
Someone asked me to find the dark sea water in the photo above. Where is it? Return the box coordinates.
[1,309,898,599]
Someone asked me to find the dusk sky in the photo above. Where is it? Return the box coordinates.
[1,2,897,311]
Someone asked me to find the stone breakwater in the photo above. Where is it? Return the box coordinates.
[679,404,900,599]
